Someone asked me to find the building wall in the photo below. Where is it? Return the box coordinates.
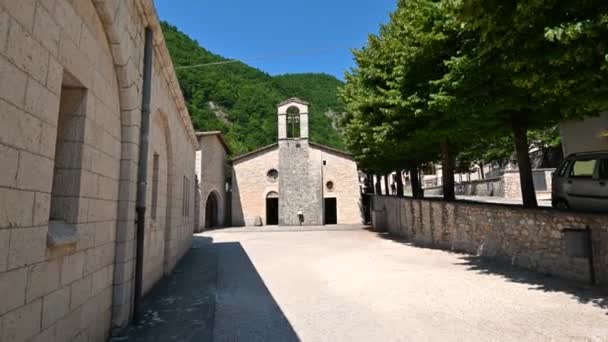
[231,144,362,226]
[560,113,608,155]
[0,1,197,341]
[279,140,323,226]
[372,196,608,287]
[232,147,279,226]
[196,135,228,231]
[311,146,362,225]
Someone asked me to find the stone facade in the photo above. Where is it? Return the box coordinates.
[195,132,229,231]
[231,98,362,226]
[372,196,608,286]
[232,145,280,226]
[560,112,608,155]
[0,1,197,341]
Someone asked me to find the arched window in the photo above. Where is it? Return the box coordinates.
[286,106,300,138]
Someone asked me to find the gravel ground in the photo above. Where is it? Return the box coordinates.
[206,227,608,342]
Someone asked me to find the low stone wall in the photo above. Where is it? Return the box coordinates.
[371,196,608,286]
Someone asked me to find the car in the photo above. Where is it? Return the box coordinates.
[552,151,608,213]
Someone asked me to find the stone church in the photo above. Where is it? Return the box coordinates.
[231,98,362,226]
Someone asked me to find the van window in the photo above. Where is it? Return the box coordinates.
[599,159,608,180]
[569,159,596,178]
[556,160,570,177]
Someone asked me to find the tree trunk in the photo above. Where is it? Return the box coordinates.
[441,141,456,201]
[479,162,485,179]
[374,174,382,195]
[410,166,423,199]
[511,114,538,208]
[384,174,390,195]
[395,169,404,197]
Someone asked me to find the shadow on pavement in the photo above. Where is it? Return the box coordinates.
[121,236,217,341]
[121,235,299,341]
[213,242,300,342]
[369,229,608,315]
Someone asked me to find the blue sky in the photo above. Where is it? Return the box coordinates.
[154,0,396,80]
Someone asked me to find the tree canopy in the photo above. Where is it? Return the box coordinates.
[341,0,608,206]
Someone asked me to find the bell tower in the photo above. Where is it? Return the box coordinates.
[276,98,323,226]
[277,98,309,140]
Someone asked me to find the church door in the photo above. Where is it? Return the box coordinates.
[266,198,279,225]
[324,198,337,225]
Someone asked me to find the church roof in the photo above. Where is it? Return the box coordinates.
[231,141,353,164]
[231,143,279,163]
[277,97,310,107]
[195,131,231,154]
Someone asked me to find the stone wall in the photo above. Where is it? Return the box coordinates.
[0,1,197,341]
[311,145,362,224]
[196,134,228,231]
[371,196,608,286]
[279,140,323,225]
[232,146,279,226]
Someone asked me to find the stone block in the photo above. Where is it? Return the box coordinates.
[8,226,47,269]
[84,243,114,275]
[0,7,9,53]
[26,258,60,302]
[0,229,8,272]
[70,274,92,309]
[6,17,49,83]
[0,188,35,228]
[61,251,85,285]
[33,3,60,57]
[46,56,63,95]
[92,265,112,296]
[0,144,19,188]
[0,267,27,315]
[39,122,58,158]
[95,221,115,246]
[75,223,96,251]
[0,56,27,107]
[42,286,69,329]
[0,99,42,153]
[16,150,54,193]
[33,192,51,226]
[53,0,82,44]
[29,325,56,342]
[1,299,42,342]
[0,0,36,31]
[54,305,83,342]
[25,76,60,125]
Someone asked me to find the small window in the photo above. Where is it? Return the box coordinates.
[267,169,279,182]
[286,106,300,138]
[569,159,596,178]
[326,181,334,191]
[599,159,608,180]
[151,153,159,220]
[182,176,190,217]
[556,160,570,177]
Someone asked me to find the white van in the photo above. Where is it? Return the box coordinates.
[552,152,608,213]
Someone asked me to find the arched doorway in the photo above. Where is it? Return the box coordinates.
[205,192,219,228]
[266,191,279,225]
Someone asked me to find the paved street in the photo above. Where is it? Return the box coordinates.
[126,227,608,341]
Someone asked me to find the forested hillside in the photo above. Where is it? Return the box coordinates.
[161,22,346,155]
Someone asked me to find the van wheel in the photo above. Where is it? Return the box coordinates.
[553,199,569,211]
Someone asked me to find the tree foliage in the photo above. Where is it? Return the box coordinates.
[341,0,608,206]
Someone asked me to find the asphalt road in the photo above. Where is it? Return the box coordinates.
[206,227,608,342]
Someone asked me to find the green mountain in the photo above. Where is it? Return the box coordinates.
[161,22,346,155]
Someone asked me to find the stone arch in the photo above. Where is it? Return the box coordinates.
[204,190,221,228]
[90,0,153,330]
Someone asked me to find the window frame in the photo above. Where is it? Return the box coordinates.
[568,159,598,179]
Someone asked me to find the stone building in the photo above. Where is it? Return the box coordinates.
[231,98,362,226]
[195,131,230,231]
[0,1,197,341]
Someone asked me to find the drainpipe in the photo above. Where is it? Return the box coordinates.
[133,27,154,322]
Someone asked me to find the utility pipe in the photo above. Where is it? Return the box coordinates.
[133,27,154,321]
